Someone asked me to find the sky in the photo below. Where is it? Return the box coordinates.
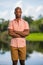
[0,0,43,20]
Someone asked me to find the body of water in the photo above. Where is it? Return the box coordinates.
[0,41,43,65]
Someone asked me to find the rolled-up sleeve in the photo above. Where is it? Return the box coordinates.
[8,21,13,30]
[24,21,29,30]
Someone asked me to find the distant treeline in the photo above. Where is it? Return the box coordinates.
[0,16,43,32]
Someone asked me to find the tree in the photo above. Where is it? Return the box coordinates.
[39,20,43,32]
[38,14,43,19]
[23,16,33,24]
[0,18,9,31]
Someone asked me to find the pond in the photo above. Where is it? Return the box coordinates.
[0,41,43,65]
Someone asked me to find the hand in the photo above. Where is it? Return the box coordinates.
[14,30,20,34]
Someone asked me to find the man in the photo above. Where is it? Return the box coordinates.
[8,7,30,65]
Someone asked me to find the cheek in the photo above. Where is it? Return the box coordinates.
[17,13,21,16]
[15,12,22,16]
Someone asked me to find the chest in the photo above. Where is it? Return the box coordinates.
[13,21,25,31]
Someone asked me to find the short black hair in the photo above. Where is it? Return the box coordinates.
[15,7,22,12]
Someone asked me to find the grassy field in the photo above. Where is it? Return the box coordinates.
[0,31,43,42]
[26,33,43,41]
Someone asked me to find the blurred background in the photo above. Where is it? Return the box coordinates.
[0,0,43,65]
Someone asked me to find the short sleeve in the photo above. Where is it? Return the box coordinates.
[8,21,13,30]
[24,21,29,30]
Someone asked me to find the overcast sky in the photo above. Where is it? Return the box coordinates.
[0,0,43,20]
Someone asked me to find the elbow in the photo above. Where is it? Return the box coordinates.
[8,32,11,36]
[26,31,30,36]
[8,30,11,35]
[28,30,30,35]
[26,29,30,36]
[26,33,29,36]
[8,29,14,37]
[28,32,30,35]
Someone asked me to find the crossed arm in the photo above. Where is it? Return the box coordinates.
[8,29,30,38]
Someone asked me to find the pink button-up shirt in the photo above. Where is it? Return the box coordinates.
[8,19,29,47]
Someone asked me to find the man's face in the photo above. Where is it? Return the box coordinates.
[14,8,22,18]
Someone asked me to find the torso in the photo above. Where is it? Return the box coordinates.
[9,18,27,47]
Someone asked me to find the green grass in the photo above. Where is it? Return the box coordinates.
[26,33,43,41]
[0,31,43,42]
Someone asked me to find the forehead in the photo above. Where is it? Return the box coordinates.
[15,8,22,12]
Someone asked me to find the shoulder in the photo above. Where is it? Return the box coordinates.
[22,19,29,25]
[10,19,15,22]
[9,19,15,23]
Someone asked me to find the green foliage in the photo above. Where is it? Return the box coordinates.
[0,19,9,31]
[23,16,33,24]
[23,16,43,32]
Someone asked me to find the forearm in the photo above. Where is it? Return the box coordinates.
[14,30,29,37]
[18,31,29,37]
[8,30,25,38]
[8,31,21,38]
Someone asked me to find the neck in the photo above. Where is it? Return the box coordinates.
[16,17,21,20]
[15,17,21,22]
